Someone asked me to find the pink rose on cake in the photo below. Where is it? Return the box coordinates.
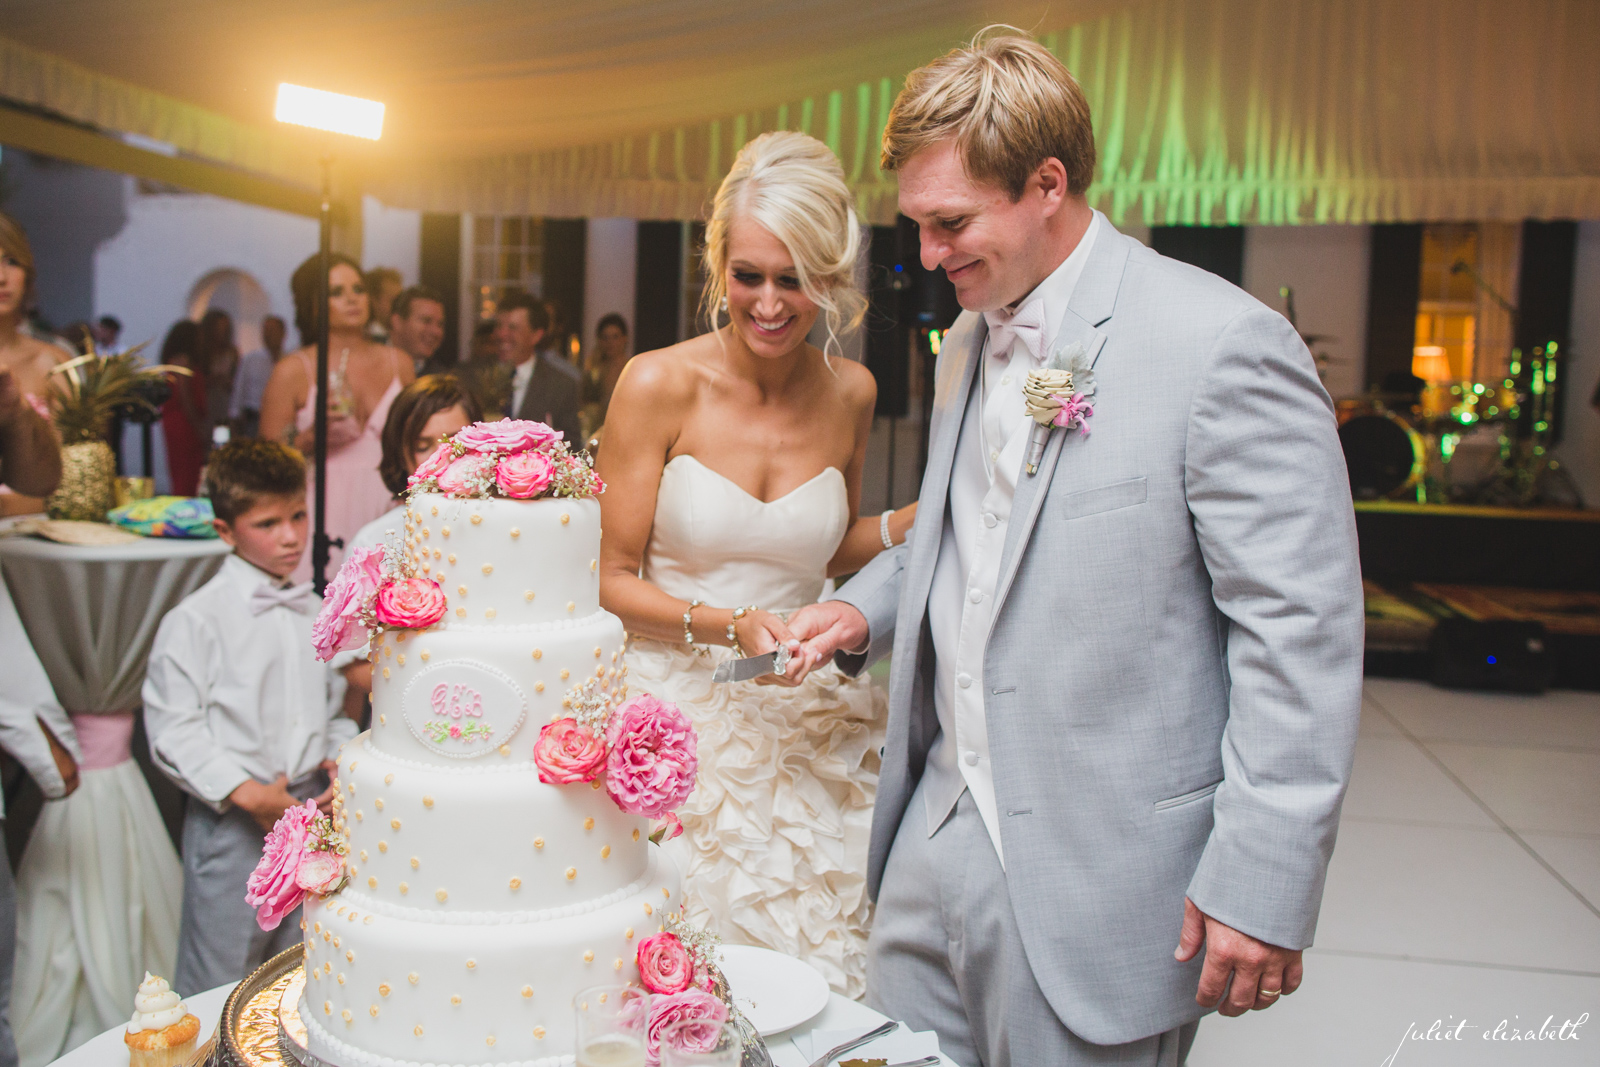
[495,451,555,499]
[311,545,384,661]
[533,718,607,784]
[645,990,728,1066]
[436,453,495,496]
[604,695,697,819]
[294,850,346,895]
[244,800,318,930]
[452,419,561,455]
[374,577,447,629]
[636,931,694,995]
[408,441,455,486]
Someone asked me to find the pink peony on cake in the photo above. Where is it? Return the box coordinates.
[257,422,706,1066]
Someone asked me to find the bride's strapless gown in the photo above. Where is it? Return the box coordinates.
[626,455,886,998]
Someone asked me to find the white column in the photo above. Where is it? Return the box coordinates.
[583,218,639,353]
[1241,224,1372,401]
[1557,220,1600,507]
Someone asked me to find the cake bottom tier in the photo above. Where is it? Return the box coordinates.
[300,846,682,1067]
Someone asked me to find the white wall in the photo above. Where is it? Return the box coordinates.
[1242,225,1371,400]
[1555,220,1600,508]
[362,195,421,285]
[583,218,638,352]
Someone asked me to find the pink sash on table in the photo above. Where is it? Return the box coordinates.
[67,711,135,770]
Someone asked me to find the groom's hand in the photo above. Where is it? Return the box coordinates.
[782,601,870,685]
[1176,897,1303,1016]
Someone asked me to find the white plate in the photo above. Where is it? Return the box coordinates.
[716,945,830,1037]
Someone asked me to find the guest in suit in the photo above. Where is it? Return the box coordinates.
[787,29,1363,1067]
[493,289,581,443]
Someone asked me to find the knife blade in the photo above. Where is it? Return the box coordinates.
[711,642,791,683]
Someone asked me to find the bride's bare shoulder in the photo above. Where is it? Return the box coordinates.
[824,351,877,413]
[611,337,710,408]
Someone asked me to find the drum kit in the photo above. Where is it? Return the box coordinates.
[1335,342,1577,507]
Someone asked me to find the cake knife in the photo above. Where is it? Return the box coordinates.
[711,642,792,683]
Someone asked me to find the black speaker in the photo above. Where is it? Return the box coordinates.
[1429,618,1552,694]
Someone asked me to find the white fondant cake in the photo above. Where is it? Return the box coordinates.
[302,493,684,1066]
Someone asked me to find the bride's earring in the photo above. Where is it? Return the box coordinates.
[719,296,729,313]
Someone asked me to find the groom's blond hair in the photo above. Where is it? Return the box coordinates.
[882,26,1096,199]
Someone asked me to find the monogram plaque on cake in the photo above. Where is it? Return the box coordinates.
[400,661,527,757]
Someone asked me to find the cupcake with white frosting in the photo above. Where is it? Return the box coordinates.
[124,972,201,1067]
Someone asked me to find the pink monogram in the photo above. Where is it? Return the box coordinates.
[430,683,484,720]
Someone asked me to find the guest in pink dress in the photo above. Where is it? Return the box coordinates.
[257,252,414,582]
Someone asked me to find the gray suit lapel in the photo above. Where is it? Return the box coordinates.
[992,217,1132,615]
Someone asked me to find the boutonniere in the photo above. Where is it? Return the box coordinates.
[1023,342,1097,474]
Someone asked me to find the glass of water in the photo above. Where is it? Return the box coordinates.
[658,1019,743,1067]
[573,984,651,1067]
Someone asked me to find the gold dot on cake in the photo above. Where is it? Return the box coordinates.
[333,935,342,947]
[533,837,545,850]
[499,744,511,756]
[414,1025,424,1037]
[400,882,410,894]
[364,915,373,925]
[510,527,521,538]
[535,682,545,693]
[583,950,594,962]
[455,608,466,618]
[419,651,429,661]
[625,927,634,939]
[521,985,533,998]
[632,829,640,842]
[323,931,331,943]
[391,818,401,830]
[422,527,431,539]
[337,974,346,986]
[560,512,571,525]
[382,668,390,679]
[384,773,394,785]
[370,1005,379,1017]
[601,845,611,859]
[448,553,457,564]
[583,817,595,831]
[324,1001,332,1015]
[591,779,602,790]
[324,962,333,974]
[423,796,435,808]
[560,669,570,680]
[314,922,322,933]
[374,798,384,811]
[591,559,598,571]
[662,887,671,898]
[410,857,420,869]
[644,903,653,915]
[566,867,577,880]
[378,841,388,853]
[450,994,462,1005]
[509,876,522,889]
[367,876,377,888]
[346,949,355,962]
[436,889,448,902]
[430,505,438,516]
[614,958,624,971]
[567,601,576,613]
[356,809,366,820]
[534,1027,546,1039]
[441,526,451,537]
[458,584,468,596]
[379,714,388,725]
[481,563,493,575]
[524,590,535,602]
[359,849,369,862]
[379,983,391,997]
[487,1036,496,1047]
[409,972,420,984]
[485,608,496,619]
[531,647,543,659]
[397,653,405,666]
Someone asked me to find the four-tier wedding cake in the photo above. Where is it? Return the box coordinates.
[251,422,702,1066]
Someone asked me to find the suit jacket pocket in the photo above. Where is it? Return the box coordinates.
[1153,778,1223,811]
[1057,476,1148,520]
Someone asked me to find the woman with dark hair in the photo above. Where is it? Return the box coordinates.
[258,252,414,580]
[158,320,208,495]
[197,308,238,443]
[580,311,631,439]
[334,373,480,707]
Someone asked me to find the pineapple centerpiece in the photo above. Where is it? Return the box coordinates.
[46,342,186,521]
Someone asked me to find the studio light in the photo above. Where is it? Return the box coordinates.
[274,83,385,141]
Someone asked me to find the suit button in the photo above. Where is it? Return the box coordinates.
[982,512,998,528]
[956,672,972,689]
[968,588,983,604]
[963,750,980,766]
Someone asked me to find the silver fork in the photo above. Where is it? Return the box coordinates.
[805,1020,900,1067]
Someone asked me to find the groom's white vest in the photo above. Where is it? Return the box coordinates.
[834,214,1364,1044]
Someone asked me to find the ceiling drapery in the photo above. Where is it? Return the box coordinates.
[2,0,1597,225]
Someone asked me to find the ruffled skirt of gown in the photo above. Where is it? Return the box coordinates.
[626,636,885,998]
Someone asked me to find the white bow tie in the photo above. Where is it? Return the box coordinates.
[983,300,1048,366]
[250,581,316,616]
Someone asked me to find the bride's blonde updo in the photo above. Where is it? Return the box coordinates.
[701,131,865,361]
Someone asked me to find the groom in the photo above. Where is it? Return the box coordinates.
[785,29,1364,1067]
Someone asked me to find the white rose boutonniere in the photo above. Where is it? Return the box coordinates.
[1023,342,1097,474]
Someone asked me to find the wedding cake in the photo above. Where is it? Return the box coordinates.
[264,422,701,1067]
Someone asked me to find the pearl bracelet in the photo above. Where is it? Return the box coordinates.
[682,599,709,657]
[880,510,895,550]
[728,605,759,658]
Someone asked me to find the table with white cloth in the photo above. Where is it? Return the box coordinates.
[0,532,231,1066]
[45,987,963,1067]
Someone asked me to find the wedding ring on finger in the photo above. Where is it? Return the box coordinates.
[1258,988,1282,998]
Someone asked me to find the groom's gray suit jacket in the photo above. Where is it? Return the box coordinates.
[832,215,1364,1044]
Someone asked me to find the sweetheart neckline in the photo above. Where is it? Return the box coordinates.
[665,454,844,507]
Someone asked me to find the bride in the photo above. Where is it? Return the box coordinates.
[597,131,914,997]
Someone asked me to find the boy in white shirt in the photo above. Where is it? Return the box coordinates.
[143,439,355,993]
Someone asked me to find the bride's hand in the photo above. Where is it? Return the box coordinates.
[734,611,803,688]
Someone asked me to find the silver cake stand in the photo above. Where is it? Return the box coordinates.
[212,947,327,1067]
